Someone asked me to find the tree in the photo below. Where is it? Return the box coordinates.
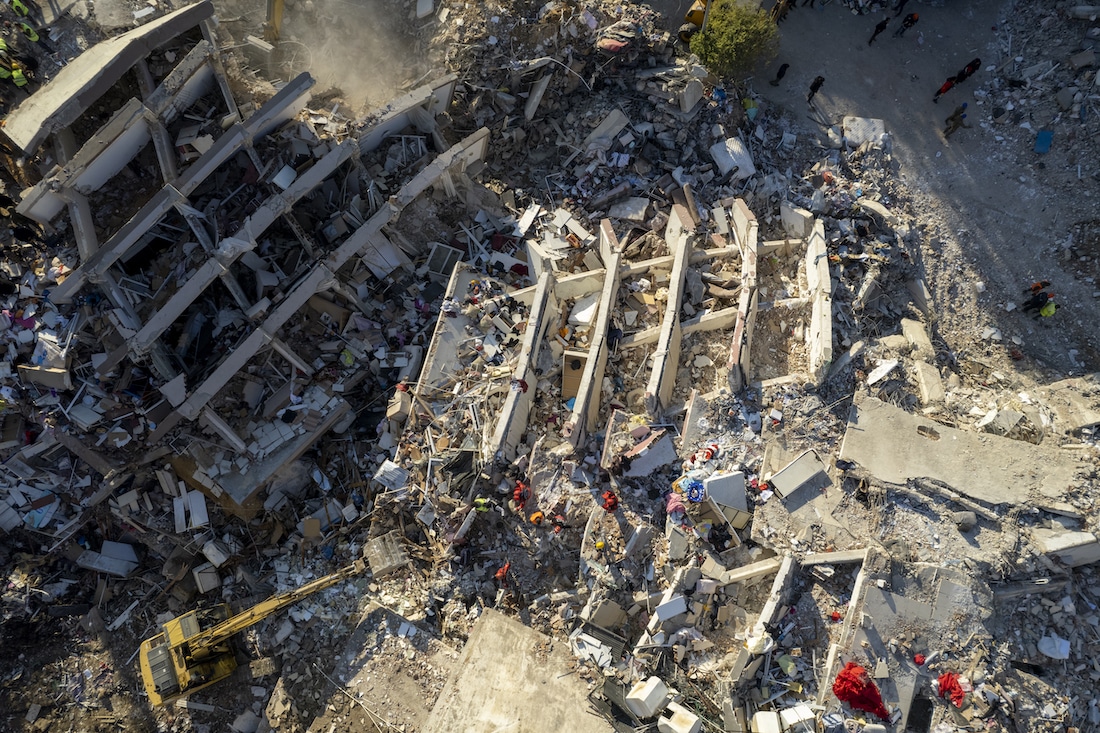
[689,0,779,80]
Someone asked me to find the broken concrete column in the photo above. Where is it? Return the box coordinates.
[1068,5,1100,20]
[900,318,934,361]
[912,361,945,405]
[779,202,813,239]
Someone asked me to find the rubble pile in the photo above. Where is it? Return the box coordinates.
[974,3,1100,213]
[0,1,1099,733]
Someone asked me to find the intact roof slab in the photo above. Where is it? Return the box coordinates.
[422,608,613,733]
[1,1,216,156]
[839,396,1079,507]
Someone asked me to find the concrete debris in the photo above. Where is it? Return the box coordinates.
[0,1,1097,732]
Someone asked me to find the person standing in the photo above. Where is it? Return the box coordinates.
[1037,301,1058,319]
[868,18,889,45]
[770,63,790,86]
[943,112,970,137]
[894,0,910,17]
[807,75,825,103]
[893,13,918,37]
[944,102,968,127]
[776,0,793,23]
[933,76,956,103]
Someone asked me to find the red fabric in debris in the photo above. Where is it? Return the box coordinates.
[938,672,966,707]
[833,662,890,721]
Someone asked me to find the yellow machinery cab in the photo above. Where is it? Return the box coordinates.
[139,605,236,706]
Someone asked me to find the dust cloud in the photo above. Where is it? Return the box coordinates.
[274,0,429,112]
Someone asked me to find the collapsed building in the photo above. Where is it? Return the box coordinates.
[1,2,1100,733]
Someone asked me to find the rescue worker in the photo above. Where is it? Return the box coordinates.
[529,511,544,526]
[0,60,29,91]
[473,497,494,513]
[600,490,619,513]
[1022,291,1051,315]
[19,22,53,53]
[512,480,528,511]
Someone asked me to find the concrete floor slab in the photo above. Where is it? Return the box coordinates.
[839,397,1078,507]
[422,609,612,733]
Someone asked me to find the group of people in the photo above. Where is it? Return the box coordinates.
[1022,280,1059,319]
[866,11,918,45]
[933,57,982,103]
[801,4,923,105]
[771,2,985,142]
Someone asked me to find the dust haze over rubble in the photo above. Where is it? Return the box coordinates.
[2,0,1100,732]
[270,0,424,111]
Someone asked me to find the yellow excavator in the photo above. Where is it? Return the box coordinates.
[139,559,365,706]
[263,0,284,43]
[679,0,710,43]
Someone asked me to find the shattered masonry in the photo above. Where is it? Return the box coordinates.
[1,1,1100,733]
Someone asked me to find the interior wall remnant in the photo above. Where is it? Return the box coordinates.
[806,218,833,381]
[645,204,693,417]
[816,551,875,706]
[356,74,458,155]
[391,127,490,210]
[565,222,621,449]
[490,272,556,462]
[726,200,759,393]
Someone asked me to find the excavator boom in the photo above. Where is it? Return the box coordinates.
[139,559,366,705]
[185,559,364,655]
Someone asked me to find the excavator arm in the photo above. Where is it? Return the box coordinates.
[185,559,365,657]
[264,0,284,43]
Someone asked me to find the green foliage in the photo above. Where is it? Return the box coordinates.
[689,1,779,80]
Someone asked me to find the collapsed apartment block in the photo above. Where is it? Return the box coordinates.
[4,3,1100,732]
[0,0,488,531]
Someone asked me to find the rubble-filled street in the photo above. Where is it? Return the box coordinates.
[1,0,1099,732]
